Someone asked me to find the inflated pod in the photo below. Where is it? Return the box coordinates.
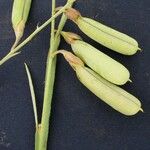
[65,8,141,55]
[61,31,130,85]
[11,0,32,49]
[77,66,143,116]
[86,68,141,107]
[53,50,143,116]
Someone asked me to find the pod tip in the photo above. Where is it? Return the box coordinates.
[138,47,142,51]
[140,108,144,113]
[128,79,132,83]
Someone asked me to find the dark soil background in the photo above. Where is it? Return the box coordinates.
[0,0,150,150]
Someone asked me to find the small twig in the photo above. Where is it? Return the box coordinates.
[24,63,38,128]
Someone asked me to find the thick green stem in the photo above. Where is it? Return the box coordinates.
[36,44,57,150]
[35,0,75,150]
[35,0,56,149]
[0,0,74,66]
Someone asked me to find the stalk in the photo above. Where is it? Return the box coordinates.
[0,0,74,66]
[35,0,56,149]
[35,0,75,150]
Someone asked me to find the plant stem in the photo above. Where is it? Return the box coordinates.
[35,0,75,150]
[50,0,55,45]
[35,0,56,149]
[0,0,74,66]
[55,1,74,39]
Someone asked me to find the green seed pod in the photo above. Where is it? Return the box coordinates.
[61,31,130,85]
[76,66,143,116]
[65,8,141,55]
[86,68,141,107]
[53,50,143,116]
[11,0,32,50]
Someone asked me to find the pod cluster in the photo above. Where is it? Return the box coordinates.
[61,32,130,85]
[53,50,143,116]
[58,13,143,116]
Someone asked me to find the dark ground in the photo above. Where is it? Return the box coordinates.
[0,0,150,150]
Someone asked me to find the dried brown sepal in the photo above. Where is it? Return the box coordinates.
[52,50,84,69]
[65,8,81,22]
[61,31,82,44]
